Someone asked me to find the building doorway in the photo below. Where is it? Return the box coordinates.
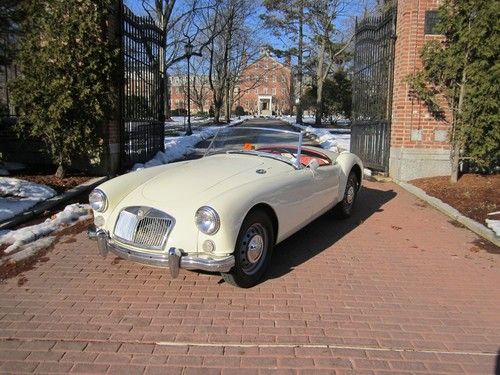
[258,95,273,116]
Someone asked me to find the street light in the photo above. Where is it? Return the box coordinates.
[185,41,194,135]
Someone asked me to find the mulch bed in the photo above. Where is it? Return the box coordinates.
[411,174,500,224]
[10,173,92,194]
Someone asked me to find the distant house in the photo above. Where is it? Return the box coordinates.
[237,49,293,116]
[168,48,293,117]
[169,74,212,115]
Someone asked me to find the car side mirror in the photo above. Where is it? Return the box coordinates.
[307,159,319,171]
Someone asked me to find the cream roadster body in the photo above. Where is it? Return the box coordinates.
[88,127,363,287]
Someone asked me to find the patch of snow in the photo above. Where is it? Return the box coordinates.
[0,203,91,255]
[363,168,372,177]
[486,211,500,237]
[486,220,500,237]
[0,178,57,222]
[280,116,351,152]
[8,236,56,263]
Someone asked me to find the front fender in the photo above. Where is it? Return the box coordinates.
[336,152,364,194]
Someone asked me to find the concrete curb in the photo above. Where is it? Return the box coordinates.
[0,176,108,230]
[396,180,500,247]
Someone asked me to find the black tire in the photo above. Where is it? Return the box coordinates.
[222,210,274,288]
[333,171,359,219]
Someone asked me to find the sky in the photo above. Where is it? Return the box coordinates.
[124,0,377,65]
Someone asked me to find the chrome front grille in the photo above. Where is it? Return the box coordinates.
[114,207,174,250]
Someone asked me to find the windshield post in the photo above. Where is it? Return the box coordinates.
[204,128,222,157]
[296,131,304,169]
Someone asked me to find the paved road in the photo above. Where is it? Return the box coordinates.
[0,179,499,374]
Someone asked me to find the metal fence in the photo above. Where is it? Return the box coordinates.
[351,7,397,172]
[121,5,165,169]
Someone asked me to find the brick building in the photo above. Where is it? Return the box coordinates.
[169,74,212,114]
[169,49,293,117]
[389,0,450,180]
[237,50,293,116]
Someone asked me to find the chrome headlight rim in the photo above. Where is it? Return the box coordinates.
[195,206,220,235]
[89,189,108,213]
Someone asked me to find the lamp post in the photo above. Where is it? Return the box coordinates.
[185,41,193,135]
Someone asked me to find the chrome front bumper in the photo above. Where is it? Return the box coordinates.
[87,225,234,278]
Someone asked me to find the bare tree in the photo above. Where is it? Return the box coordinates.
[308,0,353,125]
[204,0,255,123]
[261,0,309,124]
[140,0,227,120]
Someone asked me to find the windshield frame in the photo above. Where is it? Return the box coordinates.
[204,126,305,169]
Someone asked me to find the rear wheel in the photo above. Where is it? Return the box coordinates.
[334,171,359,218]
[222,210,274,288]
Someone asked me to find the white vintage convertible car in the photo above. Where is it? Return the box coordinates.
[88,127,363,287]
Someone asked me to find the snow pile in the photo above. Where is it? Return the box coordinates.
[485,211,500,237]
[280,116,351,152]
[0,178,57,222]
[0,203,91,263]
[132,118,245,170]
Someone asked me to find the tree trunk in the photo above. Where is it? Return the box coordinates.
[295,3,304,125]
[451,53,468,183]
[225,80,231,123]
[55,164,66,179]
[213,99,222,123]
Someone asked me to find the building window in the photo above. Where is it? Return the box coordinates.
[424,10,440,35]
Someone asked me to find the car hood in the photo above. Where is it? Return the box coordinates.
[140,154,288,203]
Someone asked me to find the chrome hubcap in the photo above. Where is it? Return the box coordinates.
[247,234,264,264]
[240,223,267,275]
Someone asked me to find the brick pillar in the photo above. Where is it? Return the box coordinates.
[100,0,122,176]
[389,0,451,181]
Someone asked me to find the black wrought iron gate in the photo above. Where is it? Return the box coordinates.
[121,4,164,169]
[351,7,397,173]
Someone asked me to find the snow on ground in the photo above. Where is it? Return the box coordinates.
[486,211,500,237]
[280,116,351,152]
[166,116,212,126]
[132,117,248,170]
[0,178,57,222]
[0,203,91,266]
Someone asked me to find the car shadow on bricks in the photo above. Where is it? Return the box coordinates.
[264,185,397,281]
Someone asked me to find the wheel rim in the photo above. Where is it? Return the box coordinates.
[239,223,267,275]
[346,185,355,204]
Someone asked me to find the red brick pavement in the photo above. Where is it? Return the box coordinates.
[0,180,499,374]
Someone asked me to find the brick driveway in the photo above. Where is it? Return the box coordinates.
[0,180,499,374]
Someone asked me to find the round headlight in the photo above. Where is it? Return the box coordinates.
[89,189,108,212]
[195,206,220,235]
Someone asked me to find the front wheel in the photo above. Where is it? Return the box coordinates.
[222,210,274,288]
[333,171,359,219]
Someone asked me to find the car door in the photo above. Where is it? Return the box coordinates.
[307,162,341,218]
